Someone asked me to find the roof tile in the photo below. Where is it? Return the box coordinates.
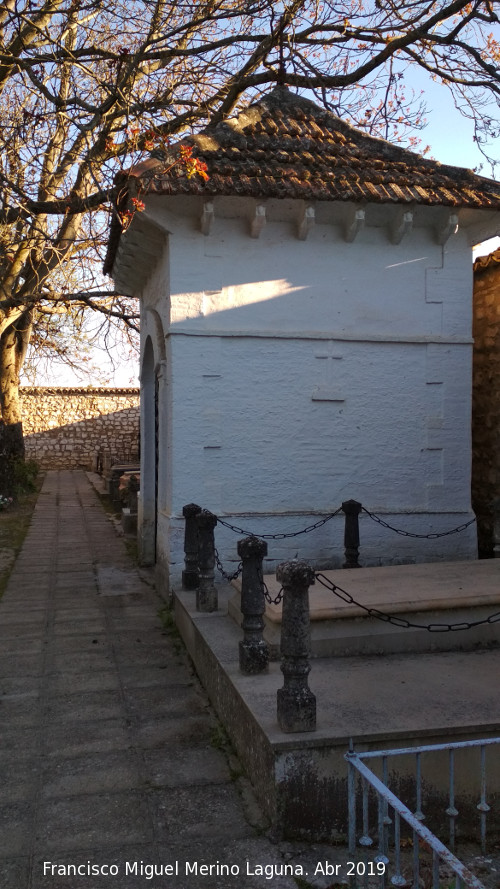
[128,88,500,209]
[104,87,500,274]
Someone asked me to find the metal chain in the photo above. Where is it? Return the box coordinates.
[216,508,343,540]
[214,547,242,582]
[214,555,283,603]
[257,566,284,605]
[362,508,476,540]
[314,572,500,633]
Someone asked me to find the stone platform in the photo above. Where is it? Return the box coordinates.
[174,560,500,841]
[229,559,500,657]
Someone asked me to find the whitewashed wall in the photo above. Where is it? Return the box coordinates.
[138,200,477,586]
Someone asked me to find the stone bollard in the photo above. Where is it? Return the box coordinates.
[342,499,362,568]
[195,509,218,612]
[128,475,139,514]
[276,560,316,733]
[238,536,269,675]
[494,499,500,559]
[102,448,112,477]
[182,503,202,589]
[109,467,120,502]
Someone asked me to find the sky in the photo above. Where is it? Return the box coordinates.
[24,71,500,387]
[410,72,490,171]
[413,74,500,260]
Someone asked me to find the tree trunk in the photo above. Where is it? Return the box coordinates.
[0,313,33,472]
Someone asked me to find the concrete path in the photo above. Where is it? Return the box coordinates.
[0,471,313,889]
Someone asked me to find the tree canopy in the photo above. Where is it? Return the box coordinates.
[0,0,499,445]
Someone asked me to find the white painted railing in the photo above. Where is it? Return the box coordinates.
[346,737,500,888]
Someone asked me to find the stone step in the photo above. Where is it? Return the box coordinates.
[230,559,500,657]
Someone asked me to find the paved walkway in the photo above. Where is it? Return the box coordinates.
[0,471,310,889]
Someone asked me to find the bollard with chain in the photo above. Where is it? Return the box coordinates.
[195,509,218,612]
[342,499,362,568]
[182,503,202,589]
[238,536,269,675]
[102,448,112,476]
[128,475,139,514]
[276,560,316,733]
[494,499,500,559]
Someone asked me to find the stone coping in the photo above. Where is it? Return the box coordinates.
[176,583,500,748]
[20,386,139,395]
[232,558,500,623]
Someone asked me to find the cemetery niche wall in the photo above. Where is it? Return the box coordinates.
[104,87,500,589]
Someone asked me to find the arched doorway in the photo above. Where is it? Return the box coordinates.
[139,335,157,565]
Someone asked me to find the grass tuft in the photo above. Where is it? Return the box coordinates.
[0,470,44,599]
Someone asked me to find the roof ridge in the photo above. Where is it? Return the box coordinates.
[209,87,489,186]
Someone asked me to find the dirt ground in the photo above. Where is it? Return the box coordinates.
[0,482,41,596]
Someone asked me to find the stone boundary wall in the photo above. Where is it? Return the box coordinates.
[472,249,500,557]
[20,387,140,470]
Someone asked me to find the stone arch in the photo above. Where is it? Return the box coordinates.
[139,306,169,567]
[139,334,158,565]
[146,307,167,363]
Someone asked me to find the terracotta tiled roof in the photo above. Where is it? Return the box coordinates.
[128,88,500,209]
[474,247,500,273]
[104,88,500,276]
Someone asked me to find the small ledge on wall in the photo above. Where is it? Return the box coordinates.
[344,207,365,243]
[311,388,345,402]
[437,213,459,246]
[200,201,215,235]
[390,210,414,245]
[298,206,315,241]
[250,204,267,239]
[190,199,465,246]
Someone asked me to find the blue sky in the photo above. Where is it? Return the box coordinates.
[408,71,497,173]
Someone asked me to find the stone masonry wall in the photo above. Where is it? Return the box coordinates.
[20,387,140,470]
[472,250,500,556]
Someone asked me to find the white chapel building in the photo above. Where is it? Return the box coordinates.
[104,88,500,590]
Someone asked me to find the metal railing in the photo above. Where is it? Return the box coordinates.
[346,737,500,888]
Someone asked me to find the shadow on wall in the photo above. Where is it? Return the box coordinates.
[20,388,140,471]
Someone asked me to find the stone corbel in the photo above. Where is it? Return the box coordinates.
[391,210,414,245]
[298,205,315,241]
[200,201,215,235]
[437,213,459,245]
[250,204,266,238]
[344,207,365,243]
